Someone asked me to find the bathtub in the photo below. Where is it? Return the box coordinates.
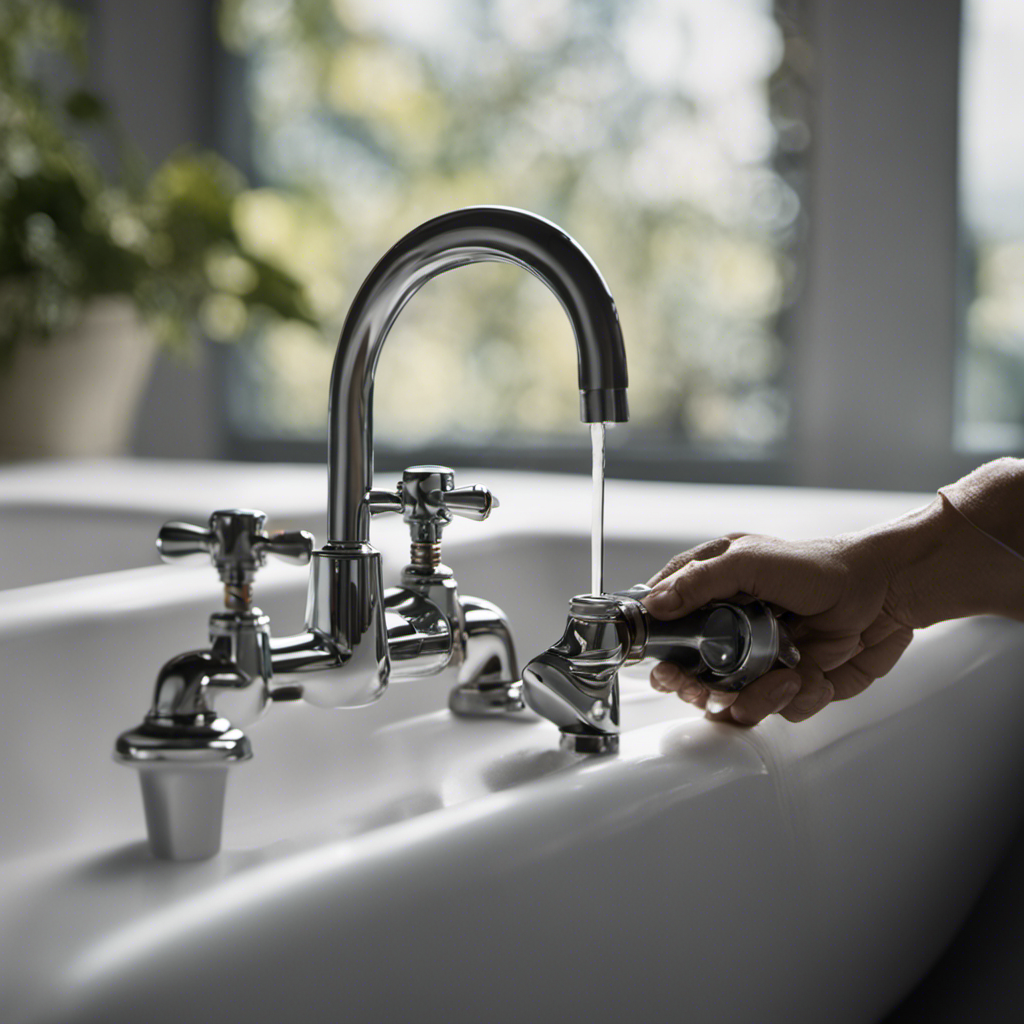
[0,459,326,590]
[1,461,1023,1024]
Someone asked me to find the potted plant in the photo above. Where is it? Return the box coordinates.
[0,0,316,459]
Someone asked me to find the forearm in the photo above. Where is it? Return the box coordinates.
[862,460,1024,628]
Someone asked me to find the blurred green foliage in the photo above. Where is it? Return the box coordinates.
[0,0,315,370]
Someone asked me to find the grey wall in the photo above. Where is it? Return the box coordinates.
[794,0,965,491]
[87,0,223,458]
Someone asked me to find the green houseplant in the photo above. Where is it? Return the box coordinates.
[0,0,316,458]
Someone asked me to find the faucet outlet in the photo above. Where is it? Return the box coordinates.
[522,587,799,752]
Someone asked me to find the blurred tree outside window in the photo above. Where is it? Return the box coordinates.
[959,0,1024,448]
[219,0,809,462]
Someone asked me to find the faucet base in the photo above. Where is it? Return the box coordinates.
[559,728,619,755]
[448,679,529,717]
[136,764,233,861]
[115,713,251,861]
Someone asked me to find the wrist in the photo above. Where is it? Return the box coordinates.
[862,494,1024,628]
[939,458,1024,558]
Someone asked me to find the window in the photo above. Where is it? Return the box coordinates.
[958,0,1024,450]
[218,0,808,471]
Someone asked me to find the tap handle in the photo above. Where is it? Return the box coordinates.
[444,485,499,521]
[365,467,499,540]
[371,466,499,542]
[157,510,314,584]
[368,490,404,515]
[156,521,215,560]
[256,530,314,565]
[642,596,799,692]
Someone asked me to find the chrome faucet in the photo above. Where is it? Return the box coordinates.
[522,587,801,753]
[115,206,630,861]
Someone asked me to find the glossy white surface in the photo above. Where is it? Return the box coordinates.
[0,460,326,590]
[3,462,1024,1024]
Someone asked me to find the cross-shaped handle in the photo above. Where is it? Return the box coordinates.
[157,509,314,586]
[368,466,499,544]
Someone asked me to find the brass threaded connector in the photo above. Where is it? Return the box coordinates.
[409,541,442,571]
[224,583,253,612]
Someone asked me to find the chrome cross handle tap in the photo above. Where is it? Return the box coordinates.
[522,587,800,754]
[371,466,522,710]
[158,510,315,573]
[116,510,314,861]
[370,465,499,563]
[158,509,314,603]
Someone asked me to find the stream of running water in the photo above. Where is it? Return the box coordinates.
[590,422,606,596]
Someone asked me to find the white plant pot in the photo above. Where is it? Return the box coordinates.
[0,297,158,460]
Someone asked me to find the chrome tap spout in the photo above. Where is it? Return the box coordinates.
[327,206,629,543]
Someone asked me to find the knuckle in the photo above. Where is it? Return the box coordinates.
[691,537,733,562]
[727,534,760,555]
[683,556,726,593]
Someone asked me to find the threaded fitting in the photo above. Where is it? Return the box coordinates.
[224,583,253,612]
[409,541,442,571]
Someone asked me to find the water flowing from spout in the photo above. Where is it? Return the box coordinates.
[591,422,606,596]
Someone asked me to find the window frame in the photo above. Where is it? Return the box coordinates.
[790,0,978,492]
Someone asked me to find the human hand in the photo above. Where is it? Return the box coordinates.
[642,531,914,726]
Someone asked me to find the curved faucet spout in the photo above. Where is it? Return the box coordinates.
[327,205,630,543]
